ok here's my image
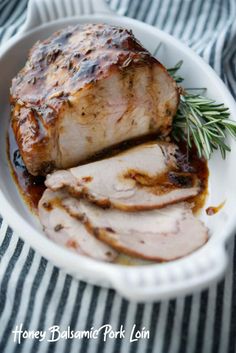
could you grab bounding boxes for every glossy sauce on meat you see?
[7,125,45,212]
[175,141,209,213]
[10,24,179,176]
[7,126,208,214]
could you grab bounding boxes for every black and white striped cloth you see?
[0,0,236,352]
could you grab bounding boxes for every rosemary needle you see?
[168,61,236,159]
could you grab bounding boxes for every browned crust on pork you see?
[10,24,179,175]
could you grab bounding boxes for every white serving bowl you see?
[0,13,236,302]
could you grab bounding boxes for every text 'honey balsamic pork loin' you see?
[10,24,179,176]
[45,142,201,211]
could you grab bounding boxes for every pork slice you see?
[38,189,117,262]
[46,142,200,211]
[61,197,208,261]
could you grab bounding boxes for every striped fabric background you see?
[0,0,236,352]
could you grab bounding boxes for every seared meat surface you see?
[45,142,201,211]
[10,23,179,176]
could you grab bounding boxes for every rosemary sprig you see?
[167,60,184,83]
[168,61,236,159]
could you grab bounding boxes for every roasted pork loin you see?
[39,189,117,262]
[39,140,208,262]
[10,23,179,176]
[62,197,208,261]
[45,142,201,211]
[38,188,208,262]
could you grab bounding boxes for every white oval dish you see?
[0,12,236,302]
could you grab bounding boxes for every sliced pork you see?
[38,189,117,262]
[10,23,178,176]
[61,197,208,261]
[45,142,200,211]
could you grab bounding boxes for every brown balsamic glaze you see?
[7,125,46,212]
[206,201,225,216]
[7,126,209,214]
[176,141,209,213]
